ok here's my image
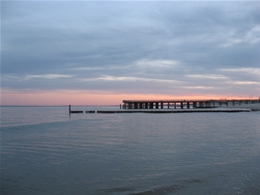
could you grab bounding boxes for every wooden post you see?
[69,105,71,114]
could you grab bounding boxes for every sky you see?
[1,1,260,105]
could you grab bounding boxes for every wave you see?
[97,178,203,195]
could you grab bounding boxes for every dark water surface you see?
[1,107,260,195]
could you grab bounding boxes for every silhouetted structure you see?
[122,99,260,109]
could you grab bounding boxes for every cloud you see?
[230,81,260,85]
[134,59,179,68]
[24,74,73,80]
[184,86,215,89]
[1,1,260,104]
[82,75,180,84]
[3,74,73,81]
[185,74,228,80]
[219,25,260,47]
[220,68,260,75]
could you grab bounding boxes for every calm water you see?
[1,106,260,195]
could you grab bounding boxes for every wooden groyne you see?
[69,106,252,114]
[85,110,96,113]
[69,105,95,114]
[96,109,251,113]
[70,110,84,113]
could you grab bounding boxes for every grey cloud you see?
[1,1,260,96]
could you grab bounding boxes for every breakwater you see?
[69,108,252,114]
[96,109,251,113]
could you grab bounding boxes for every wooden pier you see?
[122,99,260,109]
[69,98,260,114]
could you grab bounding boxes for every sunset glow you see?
[1,89,255,106]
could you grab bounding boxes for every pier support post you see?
[193,102,196,108]
[181,102,183,109]
[187,102,190,109]
[174,103,176,109]
[149,102,153,109]
[168,102,170,109]
[69,105,71,114]
[161,102,163,109]
[156,102,159,109]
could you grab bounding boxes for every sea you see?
[1,106,260,195]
